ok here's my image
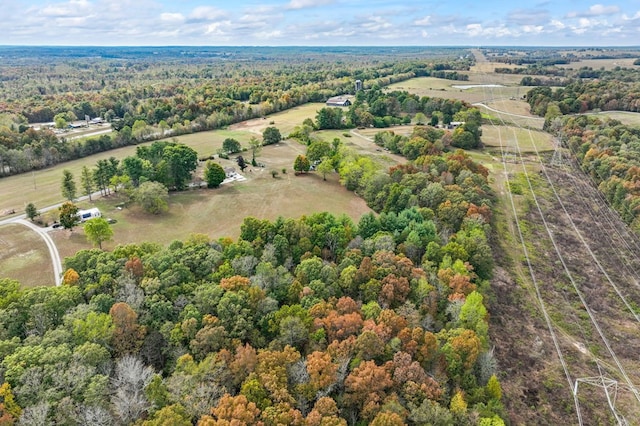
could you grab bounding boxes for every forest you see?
[0,46,472,177]
[548,114,640,232]
[0,114,500,424]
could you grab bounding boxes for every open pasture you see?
[0,223,54,287]
[53,139,372,258]
[0,104,327,217]
[588,111,640,127]
[387,76,523,105]
[229,103,326,136]
[557,57,638,71]
[481,125,554,154]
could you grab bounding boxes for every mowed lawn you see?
[0,223,54,287]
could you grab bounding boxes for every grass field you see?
[229,103,326,136]
[52,140,373,260]
[481,126,554,153]
[0,223,54,287]
[0,103,327,218]
[588,111,640,127]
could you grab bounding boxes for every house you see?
[448,121,465,129]
[224,167,237,178]
[77,207,101,223]
[326,96,352,107]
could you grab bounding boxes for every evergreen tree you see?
[61,169,77,201]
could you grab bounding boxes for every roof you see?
[326,96,351,107]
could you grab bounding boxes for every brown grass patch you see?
[0,223,55,287]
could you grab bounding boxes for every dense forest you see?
[548,114,640,231]
[0,109,501,424]
[525,77,640,119]
[0,46,473,177]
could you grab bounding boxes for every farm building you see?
[326,96,352,107]
[77,207,102,223]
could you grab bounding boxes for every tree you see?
[414,112,427,125]
[204,161,226,188]
[222,138,241,154]
[61,169,77,201]
[306,140,331,162]
[293,155,310,174]
[59,201,79,231]
[262,126,282,145]
[80,165,94,201]
[25,202,39,221]
[132,181,169,214]
[84,217,114,249]
[122,156,145,187]
[110,302,146,356]
[162,144,198,190]
[237,155,247,172]
[249,136,262,166]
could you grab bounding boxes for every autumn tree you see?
[84,217,114,249]
[110,302,146,356]
[59,201,79,231]
[344,360,393,420]
[293,155,310,174]
[62,268,80,286]
[199,394,261,425]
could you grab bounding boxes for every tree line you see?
[0,51,474,178]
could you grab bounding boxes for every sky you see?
[2,0,640,46]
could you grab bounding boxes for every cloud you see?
[160,13,185,23]
[287,0,334,10]
[622,11,640,21]
[567,4,620,18]
[188,6,227,22]
[413,16,431,26]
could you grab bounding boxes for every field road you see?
[14,219,63,286]
[0,190,105,287]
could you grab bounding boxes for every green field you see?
[0,223,54,287]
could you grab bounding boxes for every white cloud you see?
[622,11,640,21]
[160,13,184,23]
[287,0,333,10]
[413,16,431,26]
[550,19,566,29]
[567,4,620,18]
